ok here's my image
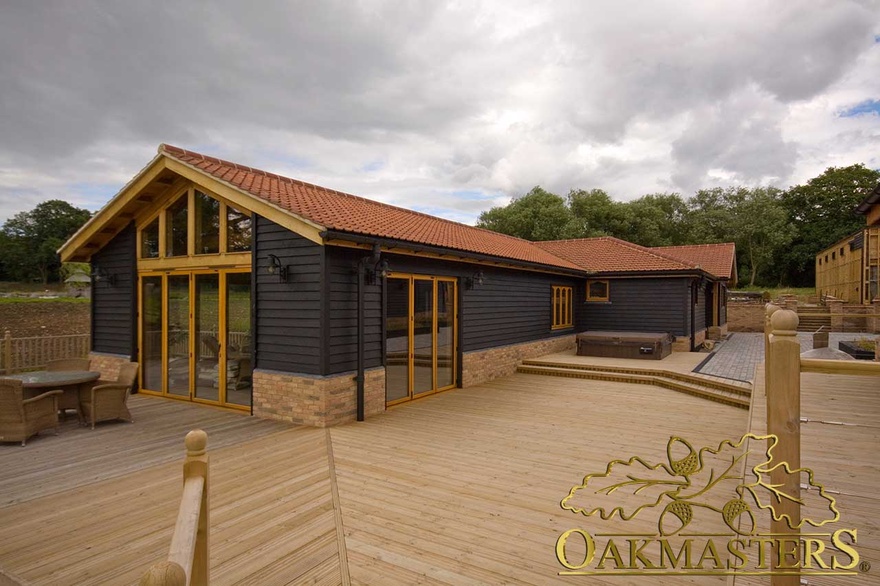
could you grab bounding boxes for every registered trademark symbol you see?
[860,560,871,573]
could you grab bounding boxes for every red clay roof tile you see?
[534,237,700,273]
[160,144,583,271]
[651,243,736,280]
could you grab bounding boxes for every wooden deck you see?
[2,362,875,585]
[0,374,751,585]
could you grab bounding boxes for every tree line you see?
[0,200,92,284]
[476,165,880,288]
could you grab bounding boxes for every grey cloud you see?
[0,1,879,223]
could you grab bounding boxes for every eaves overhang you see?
[320,229,593,278]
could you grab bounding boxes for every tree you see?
[568,189,623,237]
[0,200,92,284]
[780,164,880,286]
[476,187,581,241]
[620,193,693,247]
[689,187,793,286]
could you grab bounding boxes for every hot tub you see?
[576,331,674,360]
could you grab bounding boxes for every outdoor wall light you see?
[367,259,390,285]
[266,254,290,282]
[466,270,485,290]
[91,264,116,287]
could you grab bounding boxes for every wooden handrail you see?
[168,476,206,580]
[141,430,210,586]
[800,358,880,375]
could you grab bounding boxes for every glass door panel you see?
[194,274,220,401]
[385,278,410,403]
[412,279,434,396]
[226,272,252,407]
[166,275,190,396]
[436,280,455,389]
[141,276,163,391]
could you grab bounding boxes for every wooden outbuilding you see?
[815,183,880,303]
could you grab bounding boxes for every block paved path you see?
[694,332,870,382]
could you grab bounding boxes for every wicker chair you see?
[0,379,62,446]
[79,362,139,430]
[46,358,91,371]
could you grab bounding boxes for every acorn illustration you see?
[722,498,755,535]
[667,437,700,476]
[659,500,693,535]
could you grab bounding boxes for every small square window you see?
[586,280,609,302]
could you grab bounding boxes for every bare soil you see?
[0,301,90,337]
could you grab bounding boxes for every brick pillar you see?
[828,299,844,331]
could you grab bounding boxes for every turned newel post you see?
[767,309,801,585]
[184,429,209,586]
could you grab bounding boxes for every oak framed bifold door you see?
[138,269,252,409]
[385,274,457,406]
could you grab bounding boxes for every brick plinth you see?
[89,352,132,382]
[462,335,575,387]
[252,366,385,427]
[707,324,728,340]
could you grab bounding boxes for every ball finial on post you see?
[770,309,799,336]
[185,429,208,457]
[140,561,187,586]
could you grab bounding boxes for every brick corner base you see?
[252,366,386,427]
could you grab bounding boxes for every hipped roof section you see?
[652,243,737,282]
[535,237,736,282]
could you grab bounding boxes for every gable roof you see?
[160,145,583,271]
[651,243,737,281]
[534,237,701,274]
[60,144,583,271]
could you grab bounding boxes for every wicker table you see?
[3,370,101,420]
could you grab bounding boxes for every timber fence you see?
[1,330,90,375]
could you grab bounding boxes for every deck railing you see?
[1,331,90,375]
[141,430,210,586]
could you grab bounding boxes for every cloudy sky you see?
[1,1,879,225]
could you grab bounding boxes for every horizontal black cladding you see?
[321,249,583,375]
[579,277,690,336]
[254,215,323,374]
[91,223,136,356]
[325,247,383,373]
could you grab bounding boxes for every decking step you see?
[516,363,751,410]
[519,360,750,397]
